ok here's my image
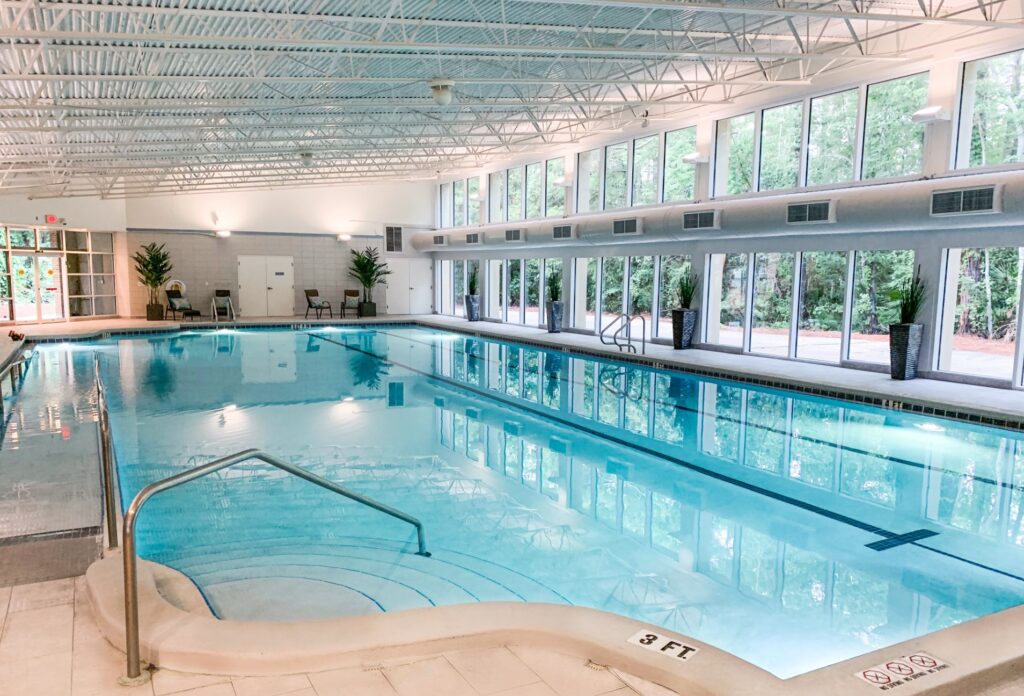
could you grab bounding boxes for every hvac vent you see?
[931,186,997,215]
[465,232,480,245]
[552,224,574,240]
[787,201,833,224]
[682,210,718,230]
[505,229,523,242]
[612,218,641,235]
[432,235,447,246]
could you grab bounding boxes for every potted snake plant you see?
[889,267,926,380]
[671,268,699,349]
[348,246,391,317]
[464,265,481,321]
[545,272,564,333]
[132,242,173,321]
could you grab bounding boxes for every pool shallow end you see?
[85,556,1024,695]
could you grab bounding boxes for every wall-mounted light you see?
[215,229,232,238]
[911,105,951,124]
[682,151,709,164]
[553,175,573,187]
[337,234,352,242]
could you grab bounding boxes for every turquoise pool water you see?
[53,326,1024,677]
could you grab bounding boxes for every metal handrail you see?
[0,355,31,420]
[598,314,628,348]
[614,314,647,355]
[94,354,120,550]
[120,447,429,683]
[210,295,236,322]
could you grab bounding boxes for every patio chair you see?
[305,289,333,319]
[341,289,361,318]
[165,289,201,321]
[211,289,235,322]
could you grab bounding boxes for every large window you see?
[601,256,625,331]
[571,257,598,331]
[632,135,659,206]
[604,142,629,209]
[525,259,542,326]
[439,182,452,228]
[759,102,803,191]
[545,158,566,217]
[750,253,795,357]
[707,253,749,347]
[939,247,1022,380]
[959,49,1024,169]
[486,259,504,320]
[507,168,524,222]
[849,250,914,363]
[453,180,467,227]
[806,89,858,186]
[656,255,691,339]
[507,259,523,323]
[628,256,655,339]
[489,171,507,223]
[717,113,756,195]
[525,162,543,219]
[862,73,929,180]
[797,251,847,363]
[467,178,481,225]
[663,127,697,202]
[577,148,602,213]
[453,261,466,317]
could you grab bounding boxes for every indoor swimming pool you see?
[30,326,1024,679]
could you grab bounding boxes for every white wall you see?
[123,181,435,236]
[0,194,127,231]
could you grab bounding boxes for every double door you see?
[237,255,294,317]
[12,253,65,322]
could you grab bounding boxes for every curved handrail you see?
[119,447,429,683]
[598,314,627,347]
[94,354,120,549]
[0,352,34,425]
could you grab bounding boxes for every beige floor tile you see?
[71,633,153,696]
[231,674,311,696]
[0,603,74,663]
[492,683,560,696]
[162,684,236,696]
[445,647,541,695]
[9,578,75,612]
[608,669,677,696]
[0,585,10,636]
[596,689,637,696]
[152,669,231,696]
[0,650,72,696]
[383,656,476,696]
[308,666,398,695]
[506,647,625,696]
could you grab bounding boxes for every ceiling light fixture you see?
[215,229,232,238]
[337,234,352,242]
[427,78,455,106]
[299,151,315,167]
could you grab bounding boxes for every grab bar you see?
[119,447,429,684]
[598,313,646,355]
[0,354,32,421]
[598,314,628,348]
[94,354,120,550]
[210,295,236,323]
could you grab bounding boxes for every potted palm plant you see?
[889,267,926,380]
[132,243,173,321]
[671,269,699,349]
[545,272,564,333]
[465,266,481,321]
[348,246,391,317]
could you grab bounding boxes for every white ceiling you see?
[0,0,1019,198]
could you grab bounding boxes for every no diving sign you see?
[627,630,700,662]
[855,653,949,691]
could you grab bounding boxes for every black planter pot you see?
[146,303,165,321]
[889,323,923,380]
[358,301,377,318]
[546,301,564,333]
[671,308,699,349]
[465,295,481,321]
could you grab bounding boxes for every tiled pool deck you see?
[0,576,673,696]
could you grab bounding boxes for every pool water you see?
[58,326,1024,677]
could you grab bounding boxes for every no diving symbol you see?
[886,661,914,676]
[909,654,938,669]
[863,670,892,685]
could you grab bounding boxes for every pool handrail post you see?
[119,447,429,683]
[94,354,120,550]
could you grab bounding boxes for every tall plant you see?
[546,272,561,303]
[132,243,173,306]
[894,265,926,324]
[467,265,478,295]
[348,246,392,302]
[676,269,698,310]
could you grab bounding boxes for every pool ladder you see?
[599,313,646,355]
[93,356,430,685]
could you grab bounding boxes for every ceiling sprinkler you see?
[428,78,455,106]
[299,151,314,167]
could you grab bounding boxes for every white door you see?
[386,259,410,315]
[237,255,294,317]
[265,255,294,317]
[237,255,268,317]
[386,258,433,315]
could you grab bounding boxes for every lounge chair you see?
[211,290,235,322]
[341,289,360,318]
[166,289,201,321]
[305,290,333,319]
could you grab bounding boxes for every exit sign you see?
[44,214,59,224]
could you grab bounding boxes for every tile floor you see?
[0,576,678,696]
